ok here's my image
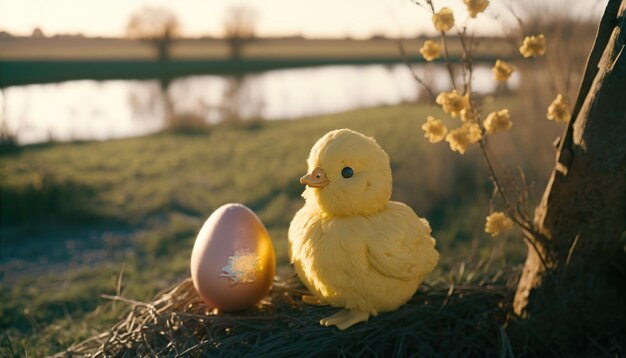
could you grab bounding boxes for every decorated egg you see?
[190,203,276,311]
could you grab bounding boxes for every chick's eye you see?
[341,167,354,178]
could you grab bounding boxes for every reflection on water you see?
[1,64,518,144]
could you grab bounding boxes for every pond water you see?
[0,64,518,144]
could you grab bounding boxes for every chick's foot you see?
[320,309,370,330]
[302,295,327,306]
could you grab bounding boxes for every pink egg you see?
[190,203,276,311]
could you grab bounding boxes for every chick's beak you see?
[300,167,329,188]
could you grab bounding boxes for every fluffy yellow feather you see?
[288,129,439,330]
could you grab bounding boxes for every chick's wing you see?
[364,204,438,281]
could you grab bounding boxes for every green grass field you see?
[0,98,559,355]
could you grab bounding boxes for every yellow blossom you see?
[432,7,455,32]
[436,90,469,118]
[483,109,512,134]
[485,212,514,236]
[420,40,442,61]
[547,94,571,122]
[466,123,482,143]
[519,34,546,58]
[445,123,481,154]
[421,116,448,143]
[460,108,475,123]
[464,0,489,18]
[492,59,516,81]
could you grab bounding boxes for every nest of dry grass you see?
[59,270,517,357]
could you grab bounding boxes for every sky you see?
[0,0,607,39]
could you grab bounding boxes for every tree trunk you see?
[512,0,626,352]
[229,37,243,61]
[156,38,170,62]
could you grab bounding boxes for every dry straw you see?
[59,270,515,357]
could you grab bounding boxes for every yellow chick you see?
[288,129,439,330]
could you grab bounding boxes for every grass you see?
[0,97,560,355]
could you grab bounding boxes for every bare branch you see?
[439,31,458,91]
[397,41,437,103]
